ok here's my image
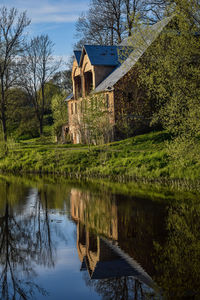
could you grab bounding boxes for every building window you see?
[84,71,93,96]
[75,102,77,114]
[106,94,110,109]
[71,103,73,114]
[128,92,132,102]
[74,76,82,99]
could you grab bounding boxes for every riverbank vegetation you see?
[0,130,200,183]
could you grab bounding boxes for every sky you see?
[0,0,90,66]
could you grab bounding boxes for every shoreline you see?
[0,131,199,191]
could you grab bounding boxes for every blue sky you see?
[0,0,90,65]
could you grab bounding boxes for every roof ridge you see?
[94,15,174,93]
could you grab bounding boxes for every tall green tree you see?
[128,1,200,163]
[51,92,68,141]
[6,88,39,140]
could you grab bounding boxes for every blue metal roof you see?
[74,50,82,65]
[80,45,133,67]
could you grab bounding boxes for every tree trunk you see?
[1,76,7,142]
[1,114,7,142]
[40,83,45,136]
[39,118,43,135]
[111,24,114,45]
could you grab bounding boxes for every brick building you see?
[67,17,172,144]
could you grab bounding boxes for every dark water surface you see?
[0,175,199,300]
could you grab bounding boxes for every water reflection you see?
[70,188,162,299]
[70,186,200,299]
[0,176,199,299]
[0,179,67,300]
[153,202,200,299]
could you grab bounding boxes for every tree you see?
[19,34,61,135]
[6,88,39,140]
[75,94,114,145]
[52,69,72,94]
[75,0,123,46]
[123,0,150,36]
[133,1,200,163]
[75,0,168,48]
[51,92,68,142]
[75,0,126,46]
[144,0,170,23]
[0,7,30,142]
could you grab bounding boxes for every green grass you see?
[0,130,200,183]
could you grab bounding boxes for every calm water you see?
[0,175,199,300]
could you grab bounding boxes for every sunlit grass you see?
[0,130,199,182]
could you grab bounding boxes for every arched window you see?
[74,76,82,99]
[84,71,93,96]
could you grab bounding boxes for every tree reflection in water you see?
[83,273,156,300]
[153,200,200,299]
[0,181,57,300]
[0,176,199,299]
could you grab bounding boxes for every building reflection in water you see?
[70,188,161,299]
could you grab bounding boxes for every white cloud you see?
[0,0,88,23]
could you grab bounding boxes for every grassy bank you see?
[0,131,200,182]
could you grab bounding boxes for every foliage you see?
[0,9,61,142]
[6,88,40,140]
[38,81,61,114]
[75,93,114,145]
[131,2,200,162]
[51,92,68,142]
[154,198,200,298]
[0,130,199,181]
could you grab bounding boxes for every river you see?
[0,175,199,300]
